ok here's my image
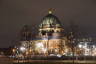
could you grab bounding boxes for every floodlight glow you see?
[36,43,44,48]
[20,47,26,52]
[57,54,62,57]
[78,44,82,48]
[55,49,58,52]
[42,48,47,53]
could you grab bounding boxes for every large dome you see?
[38,11,64,38]
[39,13,62,28]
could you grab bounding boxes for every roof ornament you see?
[48,8,55,14]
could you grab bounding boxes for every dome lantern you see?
[48,8,55,14]
[39,11,62,29]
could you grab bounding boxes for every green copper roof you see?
[39,14,62,28]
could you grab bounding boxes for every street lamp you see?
[20,46,26,52]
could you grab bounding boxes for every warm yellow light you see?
[29,49,32,52]
[49,10,52,14]
[48,8,54,14]
[12,49,15,53]
[26,51,29,55]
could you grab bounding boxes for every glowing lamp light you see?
[12,49,16,53]
[55,49,58,52]
[20,47,26,52]
[57,54,62,57]
[78,44,82,48]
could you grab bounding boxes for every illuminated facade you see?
[14,10,96,57]
[33,10,68,55]
[17,10,69,56]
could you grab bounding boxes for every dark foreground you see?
[0,55,96,64]
[13,62,96,64]
[13,60,96,64]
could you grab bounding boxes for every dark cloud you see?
[0,0,96,48]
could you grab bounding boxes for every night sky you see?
[0,0,96,48]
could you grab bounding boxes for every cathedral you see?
[12,10,96,58]
[17,10,69,56]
